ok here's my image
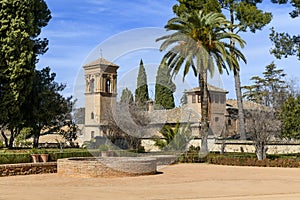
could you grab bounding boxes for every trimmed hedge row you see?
[0,153,31,164]
[1,148,300,168]
[207,155,300,168]
[0,150,99,164]
[177,150,300,168]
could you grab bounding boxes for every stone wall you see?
[212,140,300,154]
[0,162,57,177]
[57,157,157,178]
[142,138,300,154]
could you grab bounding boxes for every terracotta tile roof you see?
[84,58,118,67]
[149,106,201,124]
[186,85,228,93]
[226,99,268,110]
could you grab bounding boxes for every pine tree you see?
[135,59,149,110]
[242,62,288,110]
[155,63,176,110]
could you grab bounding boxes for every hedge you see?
[0,150,101,164]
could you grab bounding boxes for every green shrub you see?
[0,153,31,164]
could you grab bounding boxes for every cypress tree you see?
[155,63,176,109]
[0,0,51,148]
[120,88,134,105]
[135,59,149,110]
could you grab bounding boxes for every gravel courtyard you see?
[1,163,300,200]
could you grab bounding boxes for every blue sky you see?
[37,0,300,108]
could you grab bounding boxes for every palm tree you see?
[156,10,246,154]
[153,123,192,151]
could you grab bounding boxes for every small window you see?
[91,112,94,119]
[210,94,214,103]
[192,94,196,103]
[197,94,201,103]
[214,94,219,104]
[91,131,95,139]
[220,95,225,104]
[228,119,232,126]
[215,117,219,122]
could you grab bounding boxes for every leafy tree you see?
[120,88,134,105]
[246,110,281,160]
[135,59,149,110]
[279,95,300,139]
[154,62,176,110]
[156,11,246,154]
[0,0,51,148]
[23,67,76,148]
[242,62,288,110]
[286,77,300,98]
[173,0,272,140]
[269,0,300,59]
[103,102,149,150]
[153,123,192,151]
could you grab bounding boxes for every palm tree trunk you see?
[234,69,246,140]
[199,69,209,155]
[229,7,246,140]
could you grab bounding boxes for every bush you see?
[178,146,207,163]
[0,148,100,164]
[207,154,300,168]
[0,153,31,164]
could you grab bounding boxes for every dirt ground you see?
[1,163,300,200]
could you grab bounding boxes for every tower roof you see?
[84,58,118,67]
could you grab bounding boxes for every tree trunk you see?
[8,128,15,149]
[33,136,40,148]
[199,69,209,155]
[234,69,246,140]
[255,143,267,160]
[1,130,9,147]
[229,7,246,140]
[33,128,41,148]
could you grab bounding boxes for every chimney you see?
[148,100,154,112]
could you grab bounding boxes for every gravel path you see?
[1,163,300,200]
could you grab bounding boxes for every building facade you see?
[83,58,119,141]
[82,57,229,144]
[185,85,228,137]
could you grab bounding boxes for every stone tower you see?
[83,57,119,140]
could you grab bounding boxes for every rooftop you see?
[226,99,268,110]
[186,85,228,93]
[84,57,119,67]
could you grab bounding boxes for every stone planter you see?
[30,154,40,163]
[40,154,49,162]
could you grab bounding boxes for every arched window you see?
[105,78,111,93]
[89,78,95,93]
[91,112,94,119]
[192,94,196,103]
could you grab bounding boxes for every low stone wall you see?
[211,140,300,154]
[57,157,157,178]
[142,138,300,154]
[0,162,57,177]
